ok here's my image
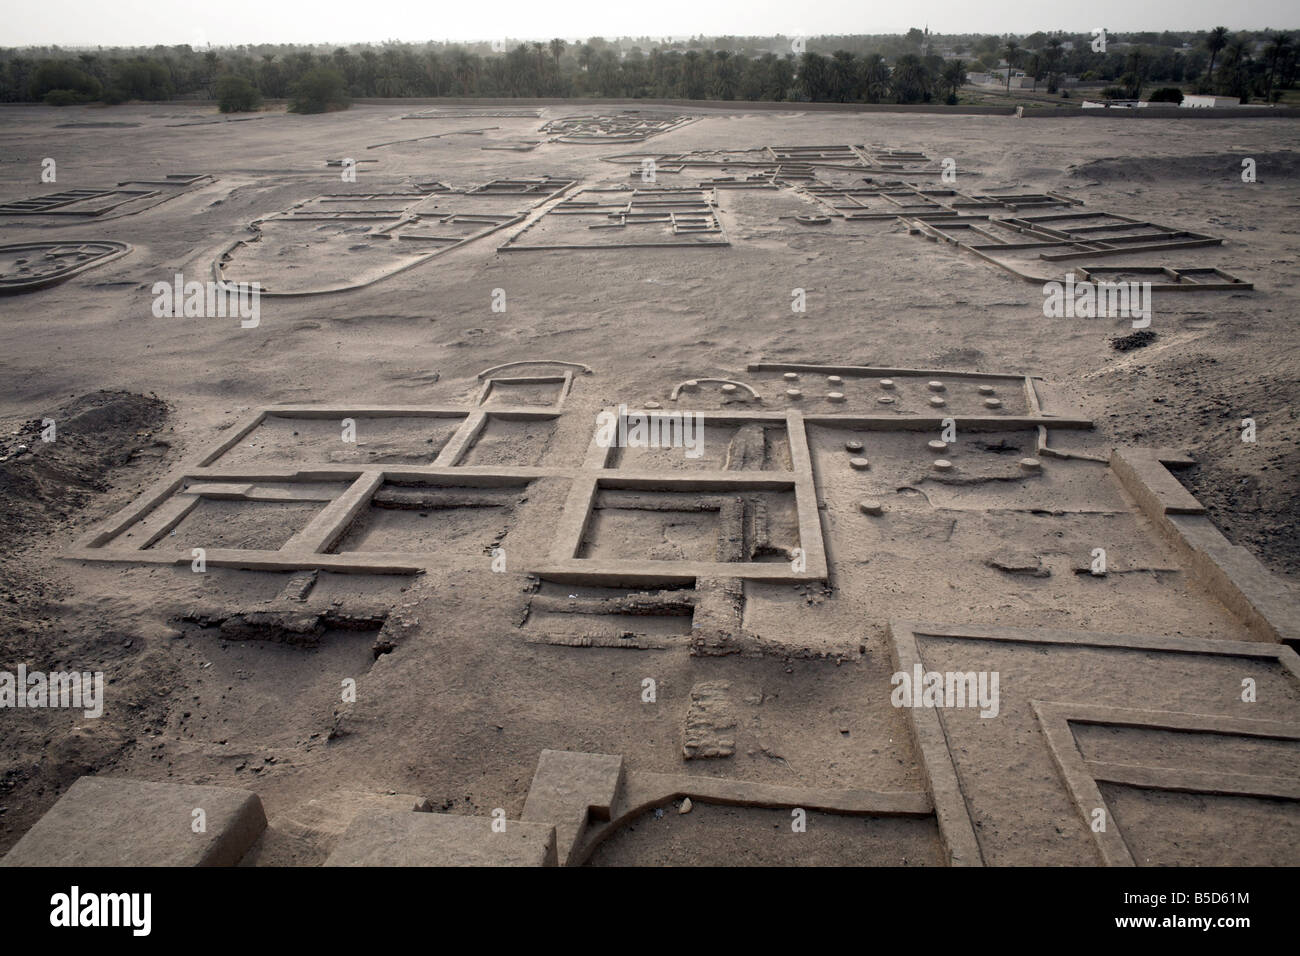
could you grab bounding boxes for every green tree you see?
[1026,52,1042,91]
[1216,37,1253,100]
[215,74,261,112]
[796,52,829,101]
[107,58,172,101]
[1122,48,1146,98]
[939,59,966,104]
[1205,26,1229,86]
[30,61,101,102]
[258,55,286,98]
[288,66,348,113]
[1044,37,1064,93]
[891,53,930,103]
[1003,38,1020,93]
[857,53,889,103]
[769,54,795,101]
[1264,32,1292,102]
[828,51,855,102]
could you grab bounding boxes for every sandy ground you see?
[0,102,1297,864]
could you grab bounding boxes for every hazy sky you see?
[7,0,1297,48]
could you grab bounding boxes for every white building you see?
[1181,94,1242,108]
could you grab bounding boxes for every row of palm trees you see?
[1204,27,1293,101]
[2,30,1295,106]
[5,44,971,105]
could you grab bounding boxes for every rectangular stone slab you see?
[325,811,557,866]
[1110,447,1205,515]
[521,750,624,864]
[1,776,266,867]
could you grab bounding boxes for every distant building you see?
[971,68,1034,88]
[966,68,1079,92]
[1181,94,1242,108]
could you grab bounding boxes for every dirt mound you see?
[0,391,177,853]
[1068,150,1300,184]
[1101,355,1300,577]
[0,390,170,633]
[0,391,169,532]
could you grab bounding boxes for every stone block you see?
[2,776,265,867]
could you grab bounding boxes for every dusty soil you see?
[0,102,1297,864]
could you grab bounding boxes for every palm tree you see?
[449,49,476,94]
[891,53,930,104]
[1218,37,1252,100]
[258,53,285,98]
[1003,38,1020,94]
[202,50,219,96]
[770,54,795,101]
[1205,26,1229,86]
[1264,32,1292,103]
[682,49,703,97]
[1122,48,1146,99]
[858,53,889,103]
[829,50,855,102]
[549,38,566,67]
[940,59,966,104]
[358,49,378,96]
[796,52,829,101]
[1044,37,1063,93]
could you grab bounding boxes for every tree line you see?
[3,28,1296,109]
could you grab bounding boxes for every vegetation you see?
[30,60,101,102]
[0,28,1295,107]
[43,88,84,106]
[288,66,348,113]
[215,74,261,112]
